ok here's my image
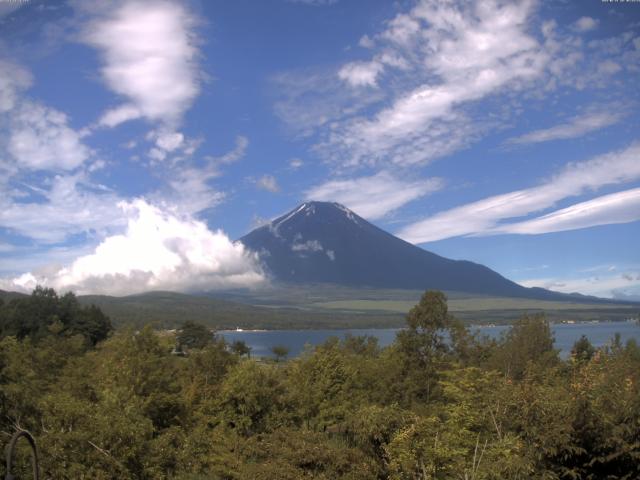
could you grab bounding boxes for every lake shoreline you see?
[215,318,639,333]
[218,320,640,359]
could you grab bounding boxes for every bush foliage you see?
[1,289,639,479]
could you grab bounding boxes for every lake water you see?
[220,321,640,359]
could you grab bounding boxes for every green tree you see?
[0,287,111,345]
[217,361,291,436]
[182,337,237,409]
[271,345,290,362]
[395,290,454,403]
[70,303,112,346]
[230,339,252,358]
[341,334,380,357]
[570,334,595,363]
[287,339,359,430]
[555,344,640,479]
[490,313,558,380]
[177,321,212,350]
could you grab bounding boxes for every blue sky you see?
[0,0,639,298]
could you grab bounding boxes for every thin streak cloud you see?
[398,142,640,243]
[505,110,624,146]
[497,188,640,235]
[306,171,443,220]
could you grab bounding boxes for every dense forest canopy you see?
[0,286,112,345]
[1,289,639,479]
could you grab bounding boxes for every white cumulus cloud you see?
[1,200,265,295]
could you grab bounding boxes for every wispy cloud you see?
[519,270,640,299]
[9,101,91,170]
[312,0,546,168]
[255,175,280,193]
[337,52,408,88]
[542,19,636,90]
[0,173,126,243]
[289,158,304,170]
[0,56,116,243]
[505,110,623,146]
[0,1,29,19]
[274,0,638,176]
[0,59,91,173]
[287,0,339,5]
[0,244,98,278]
[572,16,598,33]
[0,16,239,287]
[163,167,225,216]
[337,60,384,88]
[398,142,640,243]
[0,243,17,254]
[160,137,250,215]
[272,68,384,138]
[82,0,201,129]
[306,171,442,219]
[291,239,323,252]
[207,136,249,165]
[0,59,31,113]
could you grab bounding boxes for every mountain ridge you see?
[239,201,608,303]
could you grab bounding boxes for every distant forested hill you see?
[76,290,404,330]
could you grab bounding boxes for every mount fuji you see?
[239,201,580,301]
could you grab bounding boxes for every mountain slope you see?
[239,201,583,301]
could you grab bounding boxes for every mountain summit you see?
[239,201,570,300]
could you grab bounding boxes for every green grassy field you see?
[4,286,638,330]
[209,283,639,326]
[309,297,630,314]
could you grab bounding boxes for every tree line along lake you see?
[220,320,640,359]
